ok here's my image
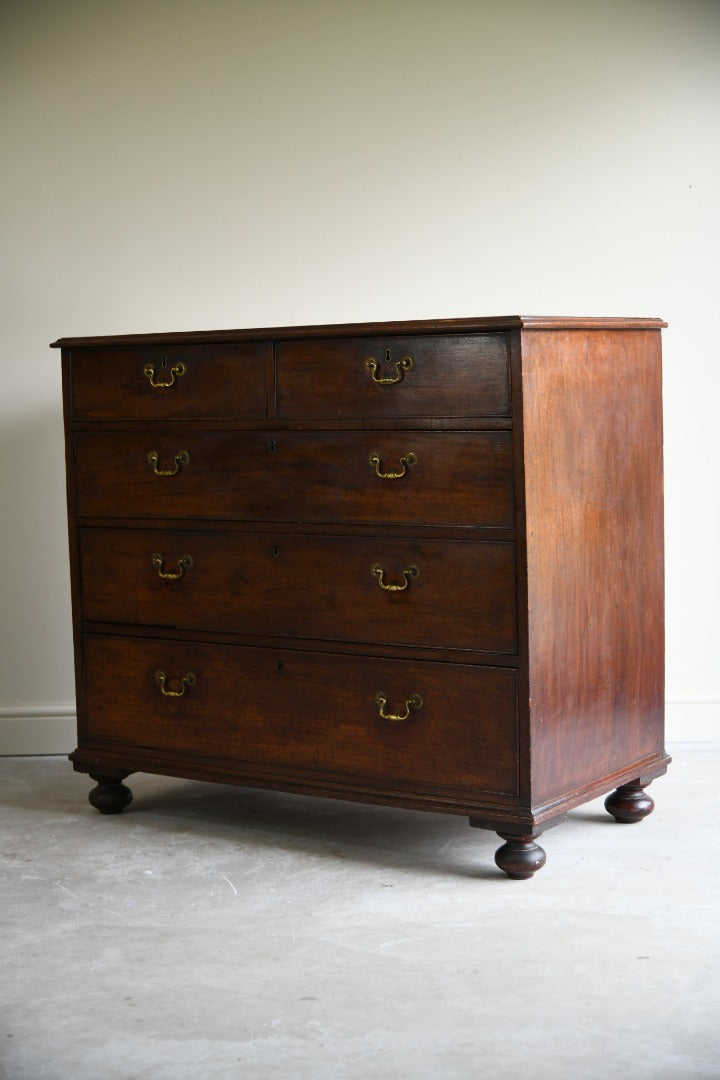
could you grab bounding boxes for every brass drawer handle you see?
[365,350,413,386]
[371,564,418,592]
[155,670,195,697]
[368,451,416,480]
[147,450,190,477]
[151,553,193,580]
[143,359,186,389]
[375,691,423,723]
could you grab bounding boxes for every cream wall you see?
[1,0,718,751]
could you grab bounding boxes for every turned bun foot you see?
[604,781,654,824]
[495,833,546,879]
[88,774,133,815]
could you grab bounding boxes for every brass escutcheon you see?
[144,359,186,389]
[375,690,423,723]
[151,553,193,580]
[147,450,190,477]
[371,564,418,592]
[155,670,196,698]
[365,350,413,386]
[368,451,416,480]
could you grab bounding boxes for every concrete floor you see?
[2,747,718,1080]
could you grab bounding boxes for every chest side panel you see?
[520,328,665,806]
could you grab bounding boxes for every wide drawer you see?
[275,334,510,418]
[70,343,266,420]
[74,430,514,528]
[82,635,519,795]
[79,528,517,654]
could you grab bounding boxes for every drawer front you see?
[79,529,517,654]
[83,635,519,795]
[276,334,510,418]
[70,344,266,420]
[74,430,514,528]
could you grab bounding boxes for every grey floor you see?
[2,747,718,1080]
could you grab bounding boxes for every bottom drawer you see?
[82,636,519,796]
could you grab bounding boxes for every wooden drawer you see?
[74,430,514,529]
[275,334,510,418]
[79,528,517,654]
[70,343,267,420]
[82,635,519,795]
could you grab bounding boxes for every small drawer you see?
[79,528,517,654]
[82,635,519,796]
[70,343,267,420]
[275,334,510,418]
[74,430,514,529]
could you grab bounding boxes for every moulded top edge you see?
[50,315,666,348]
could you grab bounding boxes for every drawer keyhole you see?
[143,357,186,390]
[365,351,414,386]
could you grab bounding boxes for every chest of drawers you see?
[55,316,669,878]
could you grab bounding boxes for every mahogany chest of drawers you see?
[54,316,670,878]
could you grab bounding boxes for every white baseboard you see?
[666,699,719,743]
[0,700,716,756]
[0,705,76,755]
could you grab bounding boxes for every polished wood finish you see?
[604,781,655,823]
[520,328,666,806]
[73,430,514,528]
[53,314,667,350]
[87,773,133,814]
[275,334,510,418]
[71,343,267,420]
[56,315,669,878]
[494,833,547,880]
[83,634,519,794]
[78,528,517,654]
